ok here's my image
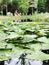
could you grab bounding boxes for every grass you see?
[0,13,49,22]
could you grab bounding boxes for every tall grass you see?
[0,13,49,22]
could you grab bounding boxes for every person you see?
[7,12,13,16]
[14,10,21,22]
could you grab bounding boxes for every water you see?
[5,58,43,65]
[3,50,49,65]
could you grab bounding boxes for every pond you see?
[0,59,49,65]
[5,58,43,65]
[4,50,49,65]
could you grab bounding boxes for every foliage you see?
[0,21,49,61]
[46,0,49,12]
[2,0,10,5]
[0,0,10,9]
[0,0,2,4]
[12,0,29,14]
[0,0,11,15]
[29,0,38,8]
[0,0,48,14]
[38,0,46,13]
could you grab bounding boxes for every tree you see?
[2,0,11,10]
[0,0,12,15]
[46,0,49,12]
[38,0,46,13]
[28,0,38,14]
[7,3,16,15]
[0,0,3,14]
[12,0,29,14]
[0,0,3,4]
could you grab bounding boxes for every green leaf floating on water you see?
[26,51,49,61]
[21,35,37,43]
[37,37,49,43]
[0,31,7,40]
[0,22,49,61]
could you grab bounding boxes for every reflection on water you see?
[4,58,43,65]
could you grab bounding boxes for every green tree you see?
[1,0,11,15]
[12,0,29,14]
[2,0,11,9]
[0,0,3,4]
[46,0,49,12]
[38,0,46,13]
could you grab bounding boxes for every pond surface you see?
[4,58,43,65]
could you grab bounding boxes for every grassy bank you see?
[0,13,49,22]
